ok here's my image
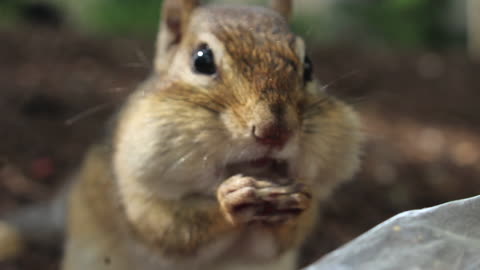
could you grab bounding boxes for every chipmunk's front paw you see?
[217,175,311,225]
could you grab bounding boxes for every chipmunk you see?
[0,0,363,269]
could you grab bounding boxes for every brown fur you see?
[270,0,293,20]
[0,1,363,269]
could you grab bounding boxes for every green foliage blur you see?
[76,0,163,36]
[0,0,466,49]
[0,0,21,26]
[0,0,164,37]
[342,0,466,49]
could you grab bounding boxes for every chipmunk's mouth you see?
[224,158,290,182]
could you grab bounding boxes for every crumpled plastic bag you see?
[305,195,480,270]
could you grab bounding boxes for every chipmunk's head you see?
[153,0,314,151]
[113,0,362,199]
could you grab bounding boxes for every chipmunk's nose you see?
[252,124,291,148]
[250,102,297,149]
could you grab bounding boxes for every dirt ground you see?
[0,28,479,269]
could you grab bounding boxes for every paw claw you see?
[217,175,312,225]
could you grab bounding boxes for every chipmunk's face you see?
[114,6,361,199]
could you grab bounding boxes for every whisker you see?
[124,62,149,68]
[344,96,369,106]
[65,103,112,126]
[202,151,212,169]
[198,91,227,109]
[303,108,325,119]
[321,69,362,90]
[121,46,151,69]
[164,149,195,174]
[303,110,323,119]
[303,97,330,111]
[302,123,321,134]
[134,48,149,67]
[219,145,235,177]
[164,95,222,114]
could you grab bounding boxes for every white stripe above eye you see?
[295,37,306,62]
[294,37,306,76]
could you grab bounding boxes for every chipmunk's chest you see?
[208,233,297,270]
[130,227,293,270]
[200,227,295,269]
[232,226,279,259]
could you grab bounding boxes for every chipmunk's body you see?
[0,1,363,269]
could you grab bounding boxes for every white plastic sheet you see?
[306,195,480,270]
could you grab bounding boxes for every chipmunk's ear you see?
[270,0,293,21]
[155,0,201,74]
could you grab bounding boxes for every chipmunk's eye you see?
[192,44,216,75]
[303,56,313,83]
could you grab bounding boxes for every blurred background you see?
[0,0,479,269]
